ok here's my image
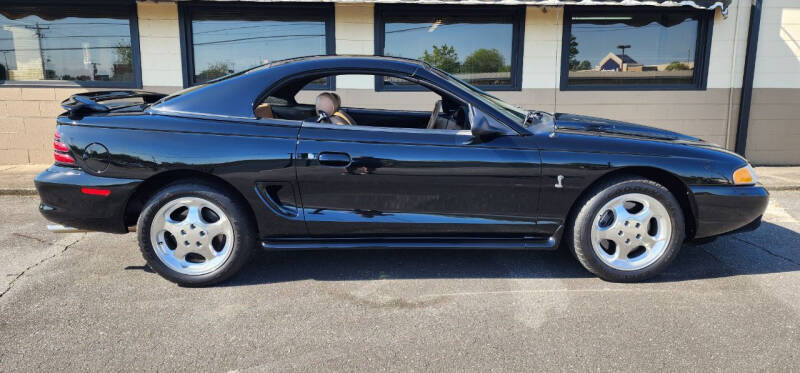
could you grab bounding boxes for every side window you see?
[258,74,471,131]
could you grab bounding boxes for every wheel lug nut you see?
[635,223,640,228]
[636,234,641,239]
[196,242,202,247]
[190,224,196,229]
[180,230,186,235]
[618,231,623,236]
[625,239,630,244]
[624,221,629,226]
[184,241,190,246]
[200,231,206,236]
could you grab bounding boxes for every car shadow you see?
[215,221,800,287]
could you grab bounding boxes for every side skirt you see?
[262,229,563,251]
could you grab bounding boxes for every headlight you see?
[732,164,757,185]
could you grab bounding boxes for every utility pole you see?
[24,22,49,79]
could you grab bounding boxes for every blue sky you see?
[192,20,326,73]
[384,21,513,64]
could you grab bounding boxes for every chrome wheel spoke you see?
[613,204,632,223]
[173,244,193,260]
[163,219,183,239]
[205,219,228,238]
[597,227,619,242]
[186,205,203,225]
[196,245,218,261]
[632,205,653,224]
[641,234,658,249]
[615,242,634,260]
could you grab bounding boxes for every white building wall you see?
[335,3,374,89]
[137,2,183,89]
[521,7,562,90]
[745,0,800,164]
[753,1,800,89]
[707,1,751,89]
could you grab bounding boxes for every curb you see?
[766,186,800,192]
[0,189,38,196]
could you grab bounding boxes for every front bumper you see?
[690,184,769,239]
[35,166,142,233]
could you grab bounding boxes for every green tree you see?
[568,35,590,71]
[462,48,507,73]
[665,61,691,71]
[197,62,233,81]
[114,42,133,66]
[576,60,593,71]
[421,44,460,73]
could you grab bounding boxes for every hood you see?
[553,113,704,144]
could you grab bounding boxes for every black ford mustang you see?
[36,56,768,286]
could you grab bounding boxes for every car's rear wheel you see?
[137,182,255,286]
[567,176,685,282]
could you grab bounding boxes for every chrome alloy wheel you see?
[150,197,234,275]
[589,193,672,271]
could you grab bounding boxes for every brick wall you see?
[0,87,89,165]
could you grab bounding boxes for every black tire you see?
[137,181,255,286]
[566,175,685,282]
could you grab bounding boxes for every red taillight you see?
[80,187,111,196]
[53,131,75,165]
[53,140,69,152]
[54,152,75,164]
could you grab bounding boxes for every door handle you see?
[318,152,351,167]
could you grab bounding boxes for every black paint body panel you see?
[34,56,768,248]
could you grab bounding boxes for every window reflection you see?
[0,7,133,83]
[189,9,328,84]
[567,12,701,87]
[382,13,516,88]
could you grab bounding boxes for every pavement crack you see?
[0,233,86,299]
[12,232,49,244]
[731,236,800,267]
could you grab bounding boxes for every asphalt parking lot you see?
[1,192,799,371]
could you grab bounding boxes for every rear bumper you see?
[35,166,141,233]
[690,184,769,239]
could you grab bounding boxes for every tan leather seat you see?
[254,103,274,119]
[315,92,356,125]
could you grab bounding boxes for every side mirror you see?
[468,105,513,143]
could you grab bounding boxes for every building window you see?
[0,4,140,87]
[180,3,334,88]
[376,5,523,91]
[561,8,713,90]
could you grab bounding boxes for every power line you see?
[193,33,324,46]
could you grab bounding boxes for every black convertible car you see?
[36,55,768,286]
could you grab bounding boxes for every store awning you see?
[191,0,732,13]
[0,0,732,20]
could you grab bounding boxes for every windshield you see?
[430,68,528,123]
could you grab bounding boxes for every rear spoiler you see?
[60,90,167,117]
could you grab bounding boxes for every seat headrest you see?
[315,92,339,116]
[254,103,274,119]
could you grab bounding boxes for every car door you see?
[294,109,544,238]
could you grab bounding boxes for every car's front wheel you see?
[567,176,685,282]
[137,181,255,286]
